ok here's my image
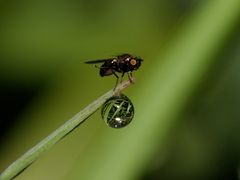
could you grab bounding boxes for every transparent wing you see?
[84,58,113,64]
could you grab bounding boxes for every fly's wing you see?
[84,58,113,64]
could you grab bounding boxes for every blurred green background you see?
[0,0,240,179]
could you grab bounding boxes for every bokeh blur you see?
[0,0,239,179]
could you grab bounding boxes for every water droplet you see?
[101,94,134,128]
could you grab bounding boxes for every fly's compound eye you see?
[101,94,134,128]
[130,59,137,66]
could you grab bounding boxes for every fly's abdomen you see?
[100,68,114,77]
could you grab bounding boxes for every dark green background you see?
[0,0,239,179]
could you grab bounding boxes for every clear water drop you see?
[101,94,134,128]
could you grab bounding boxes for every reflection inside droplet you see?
[101,94,135,128]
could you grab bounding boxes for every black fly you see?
[85,54,143,86]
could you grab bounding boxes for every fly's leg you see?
[127,72,134,83]
[120,72,125,83]
[113,72,119,90]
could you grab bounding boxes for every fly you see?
[85,53,143,86]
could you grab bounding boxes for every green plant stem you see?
[0,78,135,180]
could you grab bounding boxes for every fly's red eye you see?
[130,59,137,66]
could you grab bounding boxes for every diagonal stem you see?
[0,78,135,180]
